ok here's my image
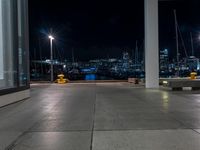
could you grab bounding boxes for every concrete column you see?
[145,0,159,88]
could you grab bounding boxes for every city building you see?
[0,0,29,107]
[160,49,169,70]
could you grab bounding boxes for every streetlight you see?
[49,35,54,82]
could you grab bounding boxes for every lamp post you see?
[49,35,54,82]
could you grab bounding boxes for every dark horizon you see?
[29,0,200,61]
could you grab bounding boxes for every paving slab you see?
[93,130,200,150]
[0,132,22,150]
[0,83,200,150]
[12,131,91,150]
[95,85,185,130]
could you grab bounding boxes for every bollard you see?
[56,74,69,84]
[190,72,197,80]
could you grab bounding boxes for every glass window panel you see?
[0,0,3,80]
[18,0,28,86]
[0,0,18,89]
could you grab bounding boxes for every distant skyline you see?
[29,0,200,61]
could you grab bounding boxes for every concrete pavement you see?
[1,83,200,149]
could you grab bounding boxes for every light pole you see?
[49,35,54,82]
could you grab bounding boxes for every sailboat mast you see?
[34,48,37,73]
[72,48,75,63]
[135,40,138,65]
[174,10,179,75]
[190,32,194,56]
[38,37,44,76]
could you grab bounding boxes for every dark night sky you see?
[29,0,200,61]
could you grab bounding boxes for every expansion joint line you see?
[90,83,97,150]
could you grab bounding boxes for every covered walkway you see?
[1,83,200,149]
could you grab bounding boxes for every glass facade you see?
[0,0,29,92]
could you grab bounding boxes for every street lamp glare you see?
[49,35,54,40]
[49,34,54,82]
